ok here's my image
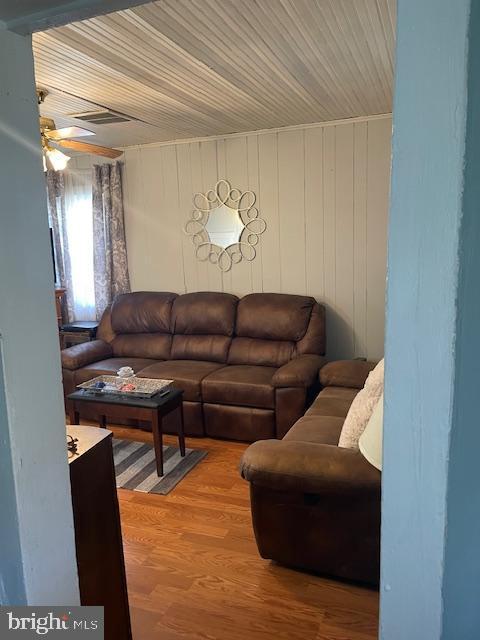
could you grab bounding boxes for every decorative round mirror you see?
[184,180,266,272]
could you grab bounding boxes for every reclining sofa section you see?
[61,291,326,442]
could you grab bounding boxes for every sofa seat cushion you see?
[317,386,359,402]
[305,387,358,419]
[305,398,353,419]
[74,358,159,385]
[283,415,344,446]
[202,365,276,409]
[136,360,225,402]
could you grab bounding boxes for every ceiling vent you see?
[68,109,132,125]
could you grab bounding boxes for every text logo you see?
[0,607,103,639]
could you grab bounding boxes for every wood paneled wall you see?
[122,116,391,360]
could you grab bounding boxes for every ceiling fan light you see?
[45,147,70,171]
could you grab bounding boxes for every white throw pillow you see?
[338,359,384,449]
[359,393,383,470]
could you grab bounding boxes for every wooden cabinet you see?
[67,425,132,640]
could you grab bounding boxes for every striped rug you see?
[112,438,207,495]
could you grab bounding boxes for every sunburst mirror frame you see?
[184,179,266,272]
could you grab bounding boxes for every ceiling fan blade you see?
[56,139,123,159]
[46,126,95,140]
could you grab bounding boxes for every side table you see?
[61,320,99,349]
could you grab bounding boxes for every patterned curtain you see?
[92,162,130,319]
[46,170,75,322]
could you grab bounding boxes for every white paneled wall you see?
[122,116,391,360]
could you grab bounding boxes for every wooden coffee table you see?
[67,387,185,477]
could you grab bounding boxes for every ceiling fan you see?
[38,89,123,171]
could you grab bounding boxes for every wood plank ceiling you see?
[33,0,396,148]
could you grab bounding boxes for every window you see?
[64,169,95,321]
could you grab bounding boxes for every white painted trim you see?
[121,113,392,151]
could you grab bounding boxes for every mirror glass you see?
[205,203,244,249]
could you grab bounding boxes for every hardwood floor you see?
[110,425,379,640]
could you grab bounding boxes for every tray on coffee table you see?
[77,375,173,398]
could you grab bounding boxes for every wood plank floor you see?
[110,425,379,640]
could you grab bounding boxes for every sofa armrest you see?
[272,355,327,388]
[319,359,377,389]
[61,340,113,371]
[240,439,380,494]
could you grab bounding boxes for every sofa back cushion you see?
[100,290,325,365]
[111,291,177,334]
[111,334,172,360]
[235,293,314,341]
[96,305,115,343]
[171,292,238,363]
[110,292,177,359]
[228,293,325,366]
[228,338,295,368]
[295,303,326,356]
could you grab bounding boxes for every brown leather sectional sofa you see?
[62,291,326,441]
[240,359,381,585]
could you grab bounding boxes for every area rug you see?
[112,438,207,495]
